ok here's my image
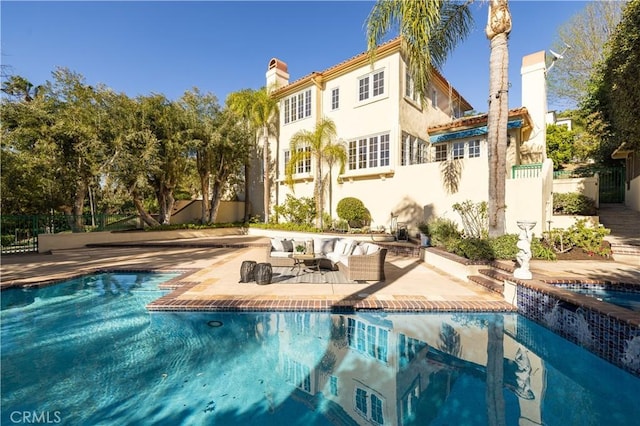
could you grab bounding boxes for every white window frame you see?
[358,69,385,103]
[434,144,448,162]
[348,132,390,171]
[283,89,312,124]
[404,67,420,105]
[452,141,465,160]
[331,87,339,110]
[468,139,481,158]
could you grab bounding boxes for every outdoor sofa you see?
[266,236,387,281]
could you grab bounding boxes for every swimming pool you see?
[2,273,640,425]
[565,287,640,312]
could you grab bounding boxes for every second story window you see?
[358,70,385,103]
[331,87,339,110]
[283,89,312,124]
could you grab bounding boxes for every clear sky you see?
[1,0,589,113]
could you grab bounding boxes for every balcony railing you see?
[511,163,542,179]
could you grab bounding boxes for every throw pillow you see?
[271,238,284,252]
[282,239,294,252]
[352,245,365,255]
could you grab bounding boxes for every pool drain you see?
[207,320,223,328]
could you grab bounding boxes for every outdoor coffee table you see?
[291,254,326,279]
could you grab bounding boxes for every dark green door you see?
[598,167,625,203]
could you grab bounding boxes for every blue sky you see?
[1,1,589,113]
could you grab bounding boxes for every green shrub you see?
[489,234,519,259]
[273,195,316,226]
[452,238,494,261]
[452,200,488,238]
[1,234,16,247]
[567,219,611,256]
[532,238,557,260]
[336,197,371,228]
[428,218,462,249]
[553,192,597,216]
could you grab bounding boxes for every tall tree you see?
[547,1,625,108]
[286,118,346,228]
[366,0,511,237]
[179,88,222,223]
[207,109,252,223]
[227,88,279,223]
[484,0,511,238]
[45,68,111,230]
[582,0,640,156]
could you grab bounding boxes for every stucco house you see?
[261,38,554,236]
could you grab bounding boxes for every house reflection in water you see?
[261,312,544,425]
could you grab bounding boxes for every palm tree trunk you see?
[486,0,511,237]
[262,126,270,224]
[486,314,506,426]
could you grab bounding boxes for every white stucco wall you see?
[552,176,599,207]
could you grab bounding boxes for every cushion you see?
[271,238,284,252]
[281,239,294,252]
[352,245,365,256]
[313,237,336,255]
[361,243,380,255]
[270,251,293,258]
[334,239,349,255]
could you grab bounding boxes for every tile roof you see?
[428,107,530,134]
[270,36,472,111]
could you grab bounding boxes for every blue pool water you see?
[571,288,640,312]
[2,273,640,425]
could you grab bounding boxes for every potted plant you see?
[295,244,305,254]
[418,222,431,247]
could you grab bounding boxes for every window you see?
[331,87,339,110]
[469,140,480,158]
[431,87,438,109]
[283,355,311,392]
[452,142,465,160]
[401,132,429,165]
[434,144,448,162]
[348,133,390,171]
[355,386,385,425]
[330,376,338,396]
[373,71,384,96]
[284,100,290,124]
[358,70,385,102]
[283,89,312,124]
[405,68,419,103]
[371,394,384,424]
[296,146,311,174]
[285,147,311,175]
[359,77,369,101]
[355,388,368,416]
[346,318,389,362]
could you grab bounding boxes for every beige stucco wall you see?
[552,176,600,207]
[171,200,245,224]
[626,174,640,212]
[37,227,244,253]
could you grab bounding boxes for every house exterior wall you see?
[269,43,551,235]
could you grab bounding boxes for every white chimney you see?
[266,58,289,92]
[521,51,547,160]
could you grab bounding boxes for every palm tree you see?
[366,0,512,237]
[227,88,279,223]
[286,118,346,228]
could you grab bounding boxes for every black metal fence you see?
[0,214,140,254]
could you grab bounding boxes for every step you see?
[468,273,504,294]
